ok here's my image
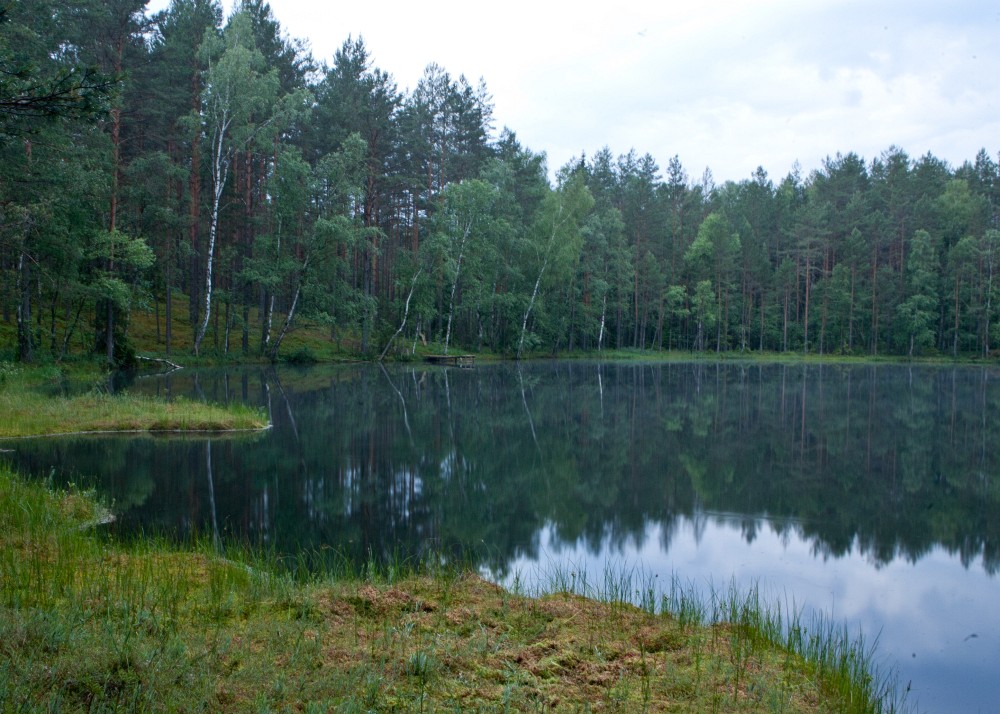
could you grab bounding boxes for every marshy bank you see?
[0,467,907,712]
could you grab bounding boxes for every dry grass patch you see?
[0,468,903,713]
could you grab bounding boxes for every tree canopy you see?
[2,1,999,363]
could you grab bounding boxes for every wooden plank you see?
[424,354,475,366]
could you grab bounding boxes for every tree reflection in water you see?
[9,361,998,576]
[8,360,997,714]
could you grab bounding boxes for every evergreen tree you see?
[896,229,939,356]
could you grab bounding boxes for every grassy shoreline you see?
[0,468,907,712]
[0,359,909,711]
[0,363,268,439]
[5,289,996,368]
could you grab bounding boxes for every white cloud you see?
[498,514,1000,713]
[146,0,1000,182]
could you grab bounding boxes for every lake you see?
[5,360,998,713]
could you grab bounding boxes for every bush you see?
[0,362,18,387]
[283,346,318,364]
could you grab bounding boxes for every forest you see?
[3,0,1000,366]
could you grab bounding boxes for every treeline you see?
[3,0,1000,365]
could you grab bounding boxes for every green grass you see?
[4,289,991,366]
[123,291,363,364]
[549,345,990,366]
[0,468,909,713]
[509,562,908,714]
[0,363,268,438]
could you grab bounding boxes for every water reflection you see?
[4,361,999,712]
[508,516,995,714]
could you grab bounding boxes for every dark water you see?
[4,361,999,713]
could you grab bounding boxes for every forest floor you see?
[0,291,989,366]
[0,464,903,713]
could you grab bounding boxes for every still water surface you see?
[6,361,999,713]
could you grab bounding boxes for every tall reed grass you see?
[512,560,910,714]
[1,467,910,712]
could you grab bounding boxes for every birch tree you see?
[427,179,499,355]
[684,212,741,352]
[517,169,594,358]
[981,229,1000,356]
[248,136,365,360]
[192,11,279,355]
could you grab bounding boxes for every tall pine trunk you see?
[16,251,33,362]
[188,73,202,328]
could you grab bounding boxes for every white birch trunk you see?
[262,216,281,352]
[516,204,569,360]
[268,280,302,361]
[517,259,547,359]
[380,268,422,361]
[597,294,607,351]
[194,110,231,356]
[444,220,472,355]
[985,243,994,356]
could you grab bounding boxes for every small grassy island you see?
[0,365,268,439]
[0,364,903,713]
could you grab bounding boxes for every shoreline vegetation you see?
[0,364,269,439]
[0,467,908,712]
[4,290,999,375]
[0,362,911,712]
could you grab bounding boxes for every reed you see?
[0,468,910,712]
[518,561,910,714]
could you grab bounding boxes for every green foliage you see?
[88,229,156,308]
[1,0,998,363]
[0,361,17,386]
[685,212,740,279]
[0,0,115,133]
[283,345,318,364]
[895,229,939,355]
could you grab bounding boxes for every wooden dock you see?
[424,354,475,367]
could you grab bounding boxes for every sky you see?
[147,0,1000,185]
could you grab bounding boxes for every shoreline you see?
[0,467,908,713]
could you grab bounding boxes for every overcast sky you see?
[149,0,1000,185]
